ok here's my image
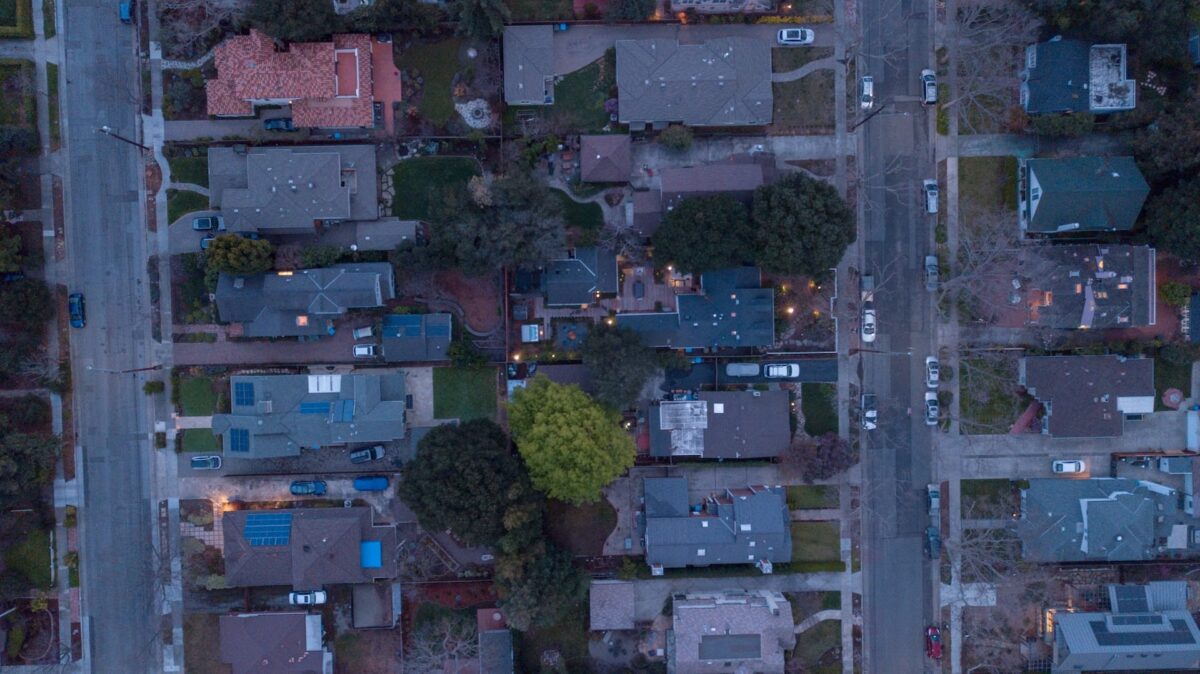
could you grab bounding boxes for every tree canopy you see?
[244,0,341,42]
[454,0,510,39]
[299,244,343,269]
[205,235,274,275]
[507,376,635,504]
[0,225,23,273]
[752,173,855,278]
[440,170,566,274]
[1146,177,1200,265]
[783,432,859,484]
[657,125,693,151]
[1132,98,1200,183]
[397,419,541,547]
[0,426,57,508]
[1027,0,1195,66]
[580,323,658,410]
[608,0,656,21]
[496,545,588,631]
[651,194,752,275]
[0,279,52,324]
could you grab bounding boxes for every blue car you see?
[263,118,296,132]
[68,293,85,328]
[290,480,326,496]
[353,475,389,492]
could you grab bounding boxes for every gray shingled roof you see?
[649,390,790,459]
[1054,583,1200,672]
[1021,157,1148,234]
[1027,244,1156,330]
[589,580,636,631]
[219,612,328,674]
[580,135,632,183]
[1021,39,1091,114]
[618,267,774,348]
[1020,355,1154,438]
[545,246,619,307]
[381,312,452,362]
[209,145,378,233]
[671,591,795,674]
[214,263,395,338]
[616,38,772,127]
[503,25,555,105]
[210,372,407,458]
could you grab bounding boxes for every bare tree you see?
[956,348,1026,434]
[944,0,1042,134]
[158,0,246,61]
[599,217,644,264]
[404,609,479,674]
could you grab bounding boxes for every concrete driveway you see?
[173,327,370,365]
[169,208,220,254]
[632,572,848,621]
[178,474,395,519]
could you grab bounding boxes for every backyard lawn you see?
[787,485,838,510]
[179,376,217,416]
[516,605,589,674]
[958,156,1018,213]
[1154,351,1192,411]
[801,382,838,436]
[507,51,615,134]
[545,498,616,556]
[6,527,51,589]
[167,189,208,224]
[391,156,481,221]
[394,38,463,128]
[168,152,209,187]
[432,366,496,421]
[790,521,841,565]
[551,188,603,235]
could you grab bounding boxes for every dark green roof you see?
[1023,39,1091,114]
[1023,157,1148,234]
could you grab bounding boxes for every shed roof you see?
[589,580,636,630]
[503,25,555,105]
[580,135,632,183]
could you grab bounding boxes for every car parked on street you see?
[288,590,327,605]
[924,391,939,426]
[920,69,938,105]
[68,293,86,328]
[924,255,939,291]
[861,304,877,343]
[765,363,800,379]
[263,118,296,132]
[927,483,941,516]
[353,475,389,492]
[1052,459,1085,474]
[860,76,875,110]
[925,356,940,389]
[923,179,939,214]
[350,445,384,464]
[191,215,224,231]
[289,480,326,496]
[776,28,815,45]
[924,526,941,559]
[190,455,222,470]
[925,625,943,659]
[725,362,761,377]
[861,393,878,431]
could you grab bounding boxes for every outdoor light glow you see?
[786,307,795,315]
[513,353,522,361]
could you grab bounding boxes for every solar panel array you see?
[1112,614,1164,626]
[299,401,332,415]
[244,512,292,547]
[1112,585,1150,613]
[335,399,355,422]
[234,382,255,407]
[384,314,424,337]
[229,428,250,453]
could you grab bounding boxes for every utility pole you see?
[97,125,150,152]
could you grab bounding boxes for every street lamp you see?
[96,125,150,152]
[86,363,163,375]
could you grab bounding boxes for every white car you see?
[923,179,939,214]
[777,28,815,45]
[861,304,877,343]
[288,590,328,605]
[353,343,376,358]
[1052,459,1085,474]
[920,68,938,105]
[860,76,875,110]
[924,391,939,426]
[765,363,800,378]
[925,356,940,389]
[861,394,878,431]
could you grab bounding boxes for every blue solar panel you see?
[244,512,292,546]
[337,399,355,422]
[427,323,450,337]
[229,428,250,453]
[234,382,255,407]
[299,401,331,414]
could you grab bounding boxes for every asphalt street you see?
[857,0,937,669]
[61,4,161,671]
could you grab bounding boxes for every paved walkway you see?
[796,608,846,633]
[174,416,212,429]
[632,572,855,621]
[772,57,838,83]
[169,182,208,196]
[629,135,849,183]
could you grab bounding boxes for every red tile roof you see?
[206,31,377,128]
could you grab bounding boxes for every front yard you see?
[801,382,838,436]
[178,376,217,416]
[772,47,835,132]
[167,150,209,187]
[183,614,225,674]
[787,484,838,510]
[790,521,842,570]
[958,156,1018,213]
[166,189,208,224]
[959,355,1026,435]
[0,60,37,129]
[391,156,481,221]
[960,478,1022,520]
[5,527,51,589]
[432,366,496,421]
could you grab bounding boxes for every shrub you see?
[1160,281,1192,308]
[143,380,165,395]
[658,125,693,151]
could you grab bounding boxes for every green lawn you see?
[394,38,463,128]
[1154,353,1192,411]
[504,0,571,20]
[772,48,836,132]
[516,605,589,674]
[169,153,209,187]
[46,62,58,148]
[184,614,225,674]
[0,0,33,38]
[507,51,615,134]
[772,46,832,74]
[432,367,496,421]
[801,382,838,436]
[391,156,481,221]
[0,60,36,127]
[551,188,603,232]
[179,376,217,416]
[790,521,841,563]
[6,527,52,589]
[40,0,52,37]
[959,357,1025,435]
[182,429,220,453]
[166,189,209,224]
[787,485,838,510]
[960,478,1020,519]
[0,0,16,24]
[546,498,617,556]
[959,156,1018,213]
[787,619,841,673]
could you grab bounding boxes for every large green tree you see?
[1147,177,1200,265]
[496,545,588,631]
[651,194,753,274]
[581,323,658,410]
[396,419,541,547]
[1132,98,1200,182]
[442,170,565,274]
[454,0,510,40]
[508,376,635,505]
[244,0,343,42]
[0,279,52,324]
[1028,0,1196,65]
[0,428,58,508]
[206,235,274,275]
[752,173,854,279]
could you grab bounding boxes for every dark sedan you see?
[289,480,327,496]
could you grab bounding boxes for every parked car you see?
[190,455,222,470]
[191,215,224,231]
[725,362,761,377]
[860,76,875,110]
[924,526,941,560]
[353,343,376,358]
[860,273,874,302]
[776,28,815,45]
[119,0,134,23]
[925,356,940,389]
[288,590,327,605]
[200,234,216,250]
[352,326,374,340]
[349,445,384,464]
[924,391,939,426]
[1052,459,1085,474]
[352,475,389,492]
[924,255,939,291]
[861,304,877,343]
[765,363,800,379]
[923,179,939,214]
[920,69,938,105]
[68,293,86,329]
[861,393,878,431]
[927,484,941,516]
[925,625,943,659]
[263,118,296,132]
[289,480,327,496]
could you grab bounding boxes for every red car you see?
[925,625,943,659]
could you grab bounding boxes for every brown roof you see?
[219,612,326,674]
[1021,355,1155,438]
[223,507,397,589]
[580,135,632,183]
[659,159,770,212]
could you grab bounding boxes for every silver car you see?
[776,28,815,45]
[924,255,939,291]
[924,391,939,426]
[765,363,800,378]
[920,68,938,105]
[860,76,875,110]
[925,356,940,389]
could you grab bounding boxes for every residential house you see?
[222,506,398,589]
[1052,582,1200,673]
[381,312,452,362]
[214,263,395,338]
[206,30,383,128]
[219,611,333,674]
[580,135,632,183]
[1024,244,1156,330]
[210,372,407,459]
[503,25,555,105]
[589,580,636,631]
[476,608,515,674]
[643,477,791,574]
[617,267,775,349]
[1020,38,1135,114]
[1018,157,1149,235]
[670,590,795,674]
[544,246,619,307]
[1020,355,1154,438]
[616,38,773,128]
[649,390,790,460]
[626,155,774,237]
[1017,478,1200,563]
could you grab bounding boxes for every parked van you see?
[724,362,761,377]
